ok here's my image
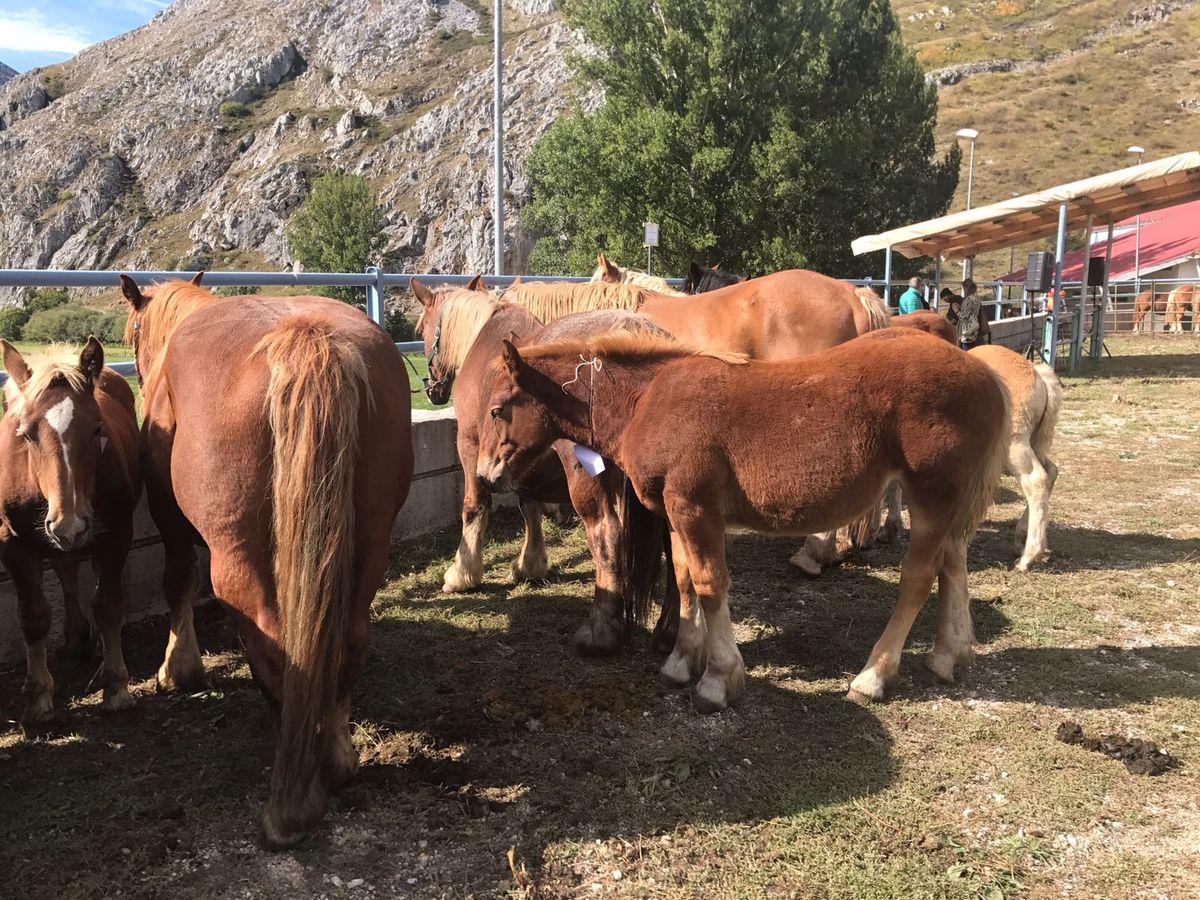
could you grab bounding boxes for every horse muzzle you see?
[476,455,514,494]
[45,514,91,551]
[424,375,453,406]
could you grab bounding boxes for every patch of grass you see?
[217,100,251,118]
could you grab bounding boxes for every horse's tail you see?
[618,474,665,628]
[256,315,371,848]
[1030,361,1063,461]
[952,367,1012,541]
[855,287,892,332]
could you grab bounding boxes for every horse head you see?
[2,338,108,551]
[411,277,456,404]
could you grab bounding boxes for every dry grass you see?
[1,334,1197,898]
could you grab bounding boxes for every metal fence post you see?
[993,283,1002,321]
[365,265,385,327]
[883,246,893,307]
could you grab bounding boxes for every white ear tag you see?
[572,443,606,477]
[100,436,109,452]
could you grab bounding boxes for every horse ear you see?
[511,275,522,286]
[501,339,523,378]
[79,336,104,383]
[603,255,621,280]
[119,274,149,311]
[410,277,435,308]
[1,340,31,389]
[465,274,484,292]
[190,271,205,286]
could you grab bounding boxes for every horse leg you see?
[511,496,549,583]
[667,501,743,713]
[879,481,904,543]
[1013,446,1053,572]
[147,481,206,692]
[443,458,491,593]
[789,530,838,576]
[571,468,624,655]
[52,561,92,659]
[658,530,706,689]
[90,529,135,712]
[926,537,975,683]
[848,510,947,703]
[5,549,55,723]
[650,554,681,653]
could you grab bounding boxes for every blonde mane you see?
[591,259,687,296]
[516,330,749,368]
[423,288,504,372]
[506,282,650,325]
[125,279,219,387]
[4,344,92,414]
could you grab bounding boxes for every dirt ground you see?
[2,334,1198,899]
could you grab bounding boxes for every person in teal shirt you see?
[897,276,926,314]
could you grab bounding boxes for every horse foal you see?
[478,329,1010,710]
[1,340,141,723]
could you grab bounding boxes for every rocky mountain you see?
[0,0,577,293]
[0,61,16,87]
[2,0,1198,288]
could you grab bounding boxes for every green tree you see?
[286,171,383,305]
[522,0,959,278]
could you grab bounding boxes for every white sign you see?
[643,221,659,247]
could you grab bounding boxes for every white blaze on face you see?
[44,396,75,439]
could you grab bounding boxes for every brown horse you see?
[591,252,686,296]
[120,274,413,848]
[477,329,1010,710]
[1132,289,1171,331]
[1,340,141,723]
[1166,284,1197,333]
[892,309,958,345]
[411,278,673,652]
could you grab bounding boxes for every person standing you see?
[957,278,983,349]
[897,276,926,314]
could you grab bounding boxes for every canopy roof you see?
[852,151,1200,260]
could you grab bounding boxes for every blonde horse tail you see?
[256,316,371,848]
[855,287,893,333]
[1030,361,1063,461]
[953,367,1012,541]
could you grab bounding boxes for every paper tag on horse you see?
[572,443,606,477]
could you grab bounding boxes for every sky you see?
[0,0,166,72]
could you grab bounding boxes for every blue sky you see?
[0,0,165,71]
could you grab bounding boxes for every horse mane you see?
[124,279,219,379]
[507,282,650,324]
[616,269,686,296]
[854,287,893,330]
[423,288,503,372]
[3,344,90,414]
[516,330,749,368]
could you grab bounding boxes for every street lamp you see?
[1128,145,1144,293]
[956,128,980,278]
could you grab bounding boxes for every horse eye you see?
[490,406,502,420]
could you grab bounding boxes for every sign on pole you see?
[643,222,659,247]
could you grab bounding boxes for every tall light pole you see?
[492,0,505,276]
[1127,145,1144,294]
[956,128,980,279]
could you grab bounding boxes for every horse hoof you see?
[21,697,56,725]
[156,664,206,694]
[847,670,886,704]
[442,565,481,594]
[655,670,690,692]
[510,556,549,585]
[788,551,822,578]
[575,619,621,656]
[924,651,957,684]
[691,685,729,715]
[101,687,136,713]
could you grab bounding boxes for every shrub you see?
[218,101,251,118]
[97,310,128,344]
[384,309,415,342]
[21,306,106,344]
[285,171,383,305]
[30,287,68,312]
[214,285,262,297]
[0,306,31,341]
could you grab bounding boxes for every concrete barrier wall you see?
[0,407,466,667]
[990,313,1046,352]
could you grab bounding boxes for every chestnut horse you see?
[1131,289,1170,331]
[120,274,413,848]
[1165,284,1197,333]
[1,340,140,723]
[478,329,1010,710]
[411,277,673,652]
[591,252,686,295]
